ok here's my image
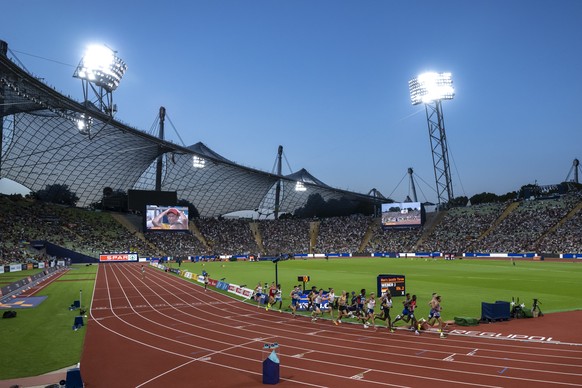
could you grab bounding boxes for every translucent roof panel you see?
[1,47,382,217]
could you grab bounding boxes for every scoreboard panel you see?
[377,274,406,296]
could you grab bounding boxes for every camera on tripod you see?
[531,298,543,317]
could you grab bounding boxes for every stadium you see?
[1,39,582,387]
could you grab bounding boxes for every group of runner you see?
[253,281,446,337]
[253,282,283,311]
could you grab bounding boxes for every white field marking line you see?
[100,266,328,388]
[153,265,582,354]
[119,265,582,385]
[146,265,582,373]
[307,330,328,335]
[106,265,579,387]
[102,269,356,388]
[350,368,373,380]
[175,270,582,378]
[152,278,582,376]
[102,266,414,388]
[340,325,581,364]
[146,265,582,359]
[100,265,376,388]
[291,350,316,358]
[104,266,524,386]
[136,337,272,387]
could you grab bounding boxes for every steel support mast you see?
[424,100,454,206]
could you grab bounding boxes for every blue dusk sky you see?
[1,0,581,203]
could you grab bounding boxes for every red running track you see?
[80,263,582,387]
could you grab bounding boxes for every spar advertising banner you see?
[99,253,139,262]
[227,283,254,299]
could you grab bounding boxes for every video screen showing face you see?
[145,205,189,231]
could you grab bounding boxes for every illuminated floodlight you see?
[76,113,92,135]
[295,182,307,192]
[192,155,206,168]
[409,72,454,105]
[73,44,127,92]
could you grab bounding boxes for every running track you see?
[80,263,582,387]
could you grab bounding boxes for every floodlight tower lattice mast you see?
[409,72,455,207]
[565,158,580,184]
[408,167,418,203]
[155,107,166,191]
[274,145,283,220]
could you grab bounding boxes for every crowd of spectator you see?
[367,227,423,254]
[194,217,258,256]
[314,214,373,254]
[473,193,582,253]
[2,191,582,264]
[416,202,508,253]
[258,218,310,255]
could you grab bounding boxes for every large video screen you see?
[128,190,177,212]
[381,202,424,229]
[145,205,189,231]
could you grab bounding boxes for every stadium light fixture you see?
[73,45,127,92]
[76,113,92,135]
[192,155,206,168]
[408,71,455,207]
[295,181,307,192]
[408,72,454,106]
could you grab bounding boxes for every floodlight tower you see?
[565,158,580,184]
[408,167,418,203]
[409,72,455,207]
[73,44,127,117]
[274,145,283,220]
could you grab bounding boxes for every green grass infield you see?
[0,264,97,380]
[1,258,580,380]
[179,257,582,319]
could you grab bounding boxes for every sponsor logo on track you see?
[450,329,555,343]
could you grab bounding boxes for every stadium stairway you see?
[309,221,320,253]
[359,218,381,252]
[476,201,520,241]
[534,201,582,249]
[413,211,447,250]
[249,222,266,255]
[189,220,212,252]
[110,213,163,256]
